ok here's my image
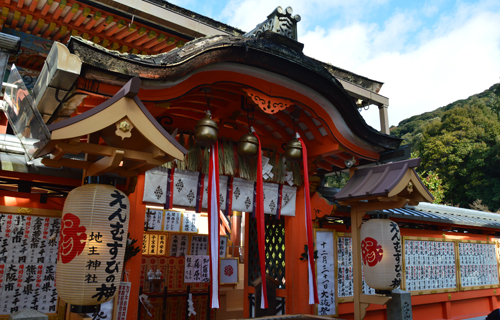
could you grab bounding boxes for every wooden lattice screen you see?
[248,215,285,288]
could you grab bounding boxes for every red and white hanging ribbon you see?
[195,172,205,213]
[297,133,319,305]
[252,128,268,309]
[208,142,220,308]
[164,167,175,210]
[225,177,234,216]
[276,184,284,220]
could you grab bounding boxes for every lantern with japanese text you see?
[56,183,129,311]
[359,212,402,292]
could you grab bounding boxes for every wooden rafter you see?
[63,3,79,23]
[322,155,346,169]
[0,0,188,55]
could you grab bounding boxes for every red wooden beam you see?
[317,162,333,171]
[150,41,175,53]
[135,30,155,46]
[41,21,56,38]
[307,141,341,159]
[334,152,352,161]
[115,23,136,40]
[40,0,53,16]
[63,3,79,23]
[52,25,67,41]
[104,19,125,36]
[73,7,91,27]
[84,11,101,30]
[61,28,77,43]
[31,56,44,69]
[31,18,45,35]
[10,11,21,28]
[322,156,346,169]
[21,14,32,32]
[51,0,66,20]
[28,0,37,12]
[124,26,146,43]
[94,15,113,33]
[141,33,165,49]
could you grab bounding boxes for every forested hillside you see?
[390,83,500,212]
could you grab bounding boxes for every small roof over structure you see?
[334,158,434,205]
[385,203,500,229]
[33,77,187,177]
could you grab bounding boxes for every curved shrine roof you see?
[68,34,401,154]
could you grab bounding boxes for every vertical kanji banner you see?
[116,282,131,320]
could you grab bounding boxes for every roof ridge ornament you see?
[244,6,301,41]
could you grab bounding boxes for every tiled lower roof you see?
[384,203,500,229]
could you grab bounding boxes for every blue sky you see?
[169,0,500,130]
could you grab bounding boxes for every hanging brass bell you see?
[284,139,302,162]
[194,112,219,147]
[237,133,259,158]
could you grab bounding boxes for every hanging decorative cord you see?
[246,103,255,129]
[202,87,213,115]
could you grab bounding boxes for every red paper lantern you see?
[360,212,402,291]
[56,183,130,308]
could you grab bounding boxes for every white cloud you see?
[218,0,500,131]
[219,0,390,33]
[360,5,500,129]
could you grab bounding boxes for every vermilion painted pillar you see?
[285,186,313,314]
[125,174,146,320]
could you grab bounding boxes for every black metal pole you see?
[162,284,168,320]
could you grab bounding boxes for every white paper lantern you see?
[56,184,130,307]
[360,213,402,291]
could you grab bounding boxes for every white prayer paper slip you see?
[261,155,270,167]
[262,163,273,175]
[285,171,294,186]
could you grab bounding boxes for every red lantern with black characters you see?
[360,211,402,291]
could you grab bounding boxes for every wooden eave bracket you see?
[41,141,172,177]
[34,77,187,178]
[242,87,293,114]
[86,149,124,177]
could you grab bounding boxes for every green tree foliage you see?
[391,83,500,212]
[420,170,445,204]
[324,172,350,189]
[410,152,445,204]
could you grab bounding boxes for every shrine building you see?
[0,2,500,320]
